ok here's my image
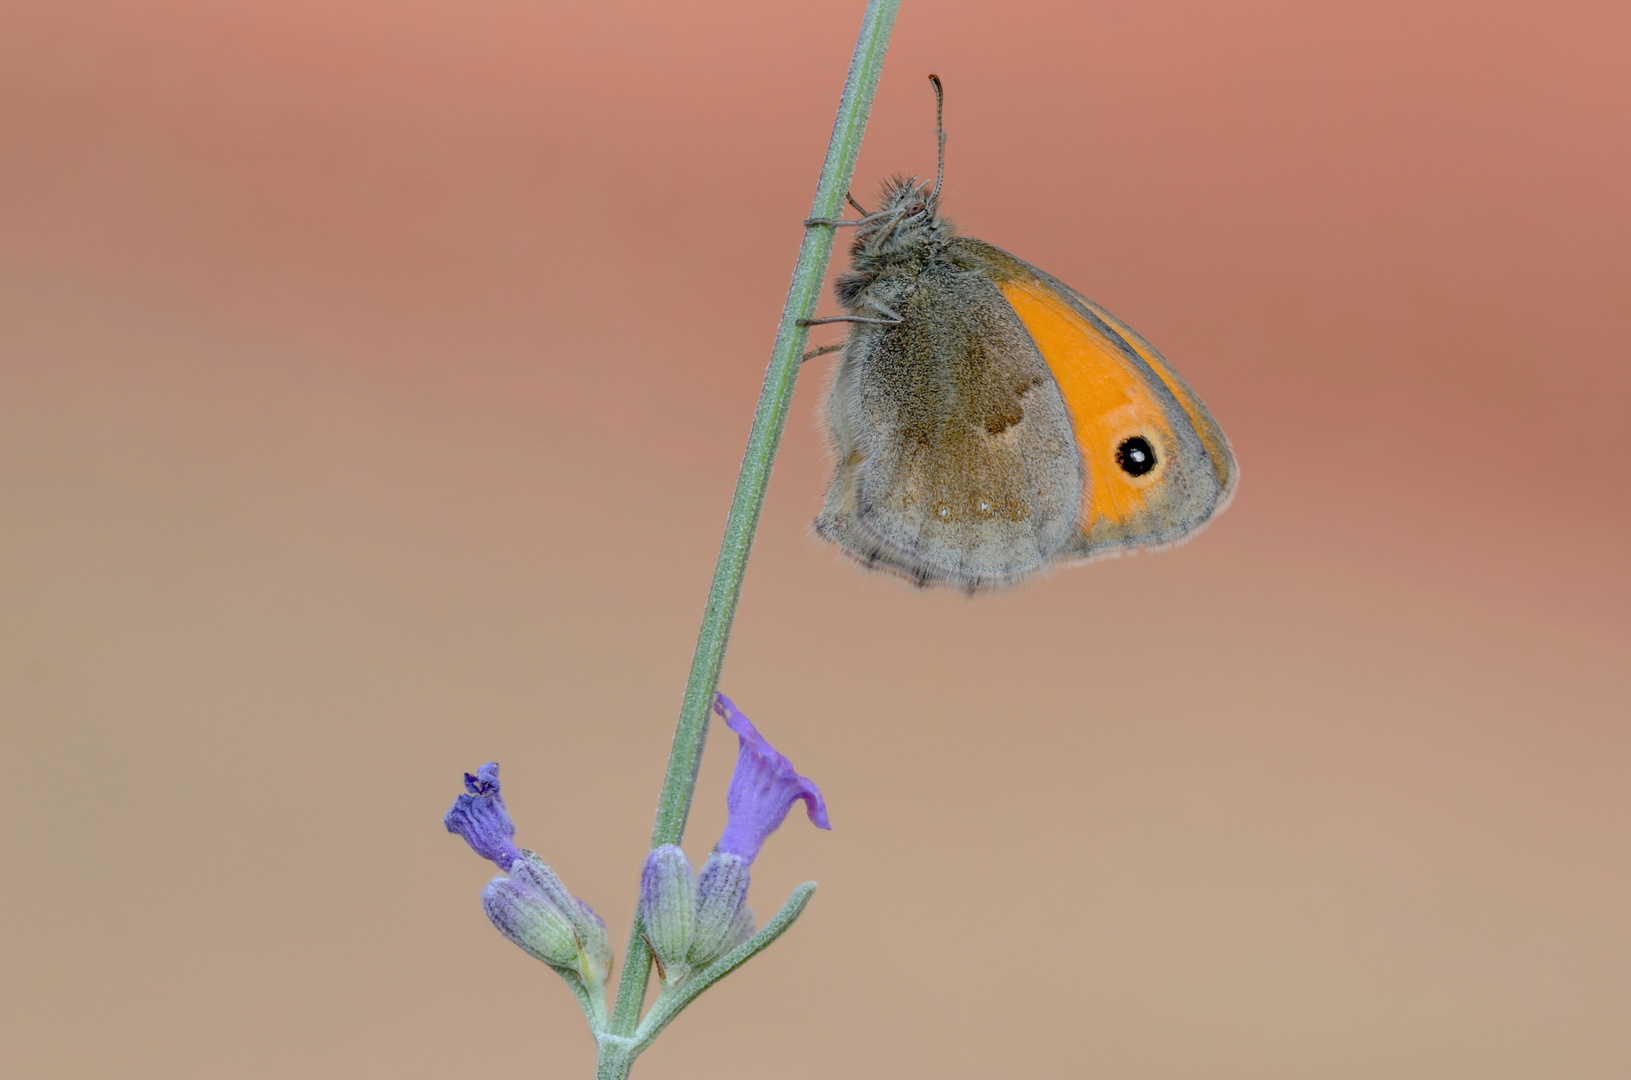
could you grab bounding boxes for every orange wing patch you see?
[1068,294,1237,501]
[999,279,1179,532]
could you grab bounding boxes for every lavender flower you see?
[641,695,831,981]
[713,693,831,864]
[445,763,611,986]
[443,762,521,870]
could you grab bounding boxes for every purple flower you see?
[713,693,831,864]
[444,762,521,870]
[633,699,828,984]
[445,764,612,984]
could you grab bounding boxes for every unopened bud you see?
[482,875,580,970]
[640,845,697,986]
[512,852,612,977]
[482,851,614,984]
[574,898,613,985]
[688,851,752,968]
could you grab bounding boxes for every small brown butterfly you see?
[804,76,1237,592]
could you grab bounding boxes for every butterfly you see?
[802,76,1236,592]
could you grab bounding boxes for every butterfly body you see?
[816,175,1237,591]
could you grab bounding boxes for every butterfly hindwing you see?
[817,255,1085,588]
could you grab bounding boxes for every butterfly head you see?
[849,175,955,261]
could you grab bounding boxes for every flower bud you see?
[688,851,753,968]
[574,897,613,985]
[482,875,580,970]
[443,765,613,986]
[485,851,614,984]
[727,901,756,950]
[640,845,697,986]
[515,853,610,967]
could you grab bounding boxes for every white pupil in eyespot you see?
[1116,436,1158,477]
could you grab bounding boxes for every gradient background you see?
[3,1,1628,1077]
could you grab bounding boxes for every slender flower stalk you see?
[443,4,900,1077]
[603,0,902,1062]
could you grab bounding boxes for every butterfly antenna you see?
[928,74,946,205]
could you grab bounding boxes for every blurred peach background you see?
[2,0,1628,1077]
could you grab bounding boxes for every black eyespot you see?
[1116,436,1157,477]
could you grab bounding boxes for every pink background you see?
[3,1,1628,1076]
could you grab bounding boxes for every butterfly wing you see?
[817,257,1086,589]
[959,239,1237,561]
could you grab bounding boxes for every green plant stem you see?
[602,0,902,1056]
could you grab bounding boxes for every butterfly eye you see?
[1115,436,1158,477]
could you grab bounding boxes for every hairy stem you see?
[604,0,902,1045]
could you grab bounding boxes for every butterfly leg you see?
[804,197,890,229]
[801,344,843,364]
[804,214,891,228]
[798,299,902,327]
[798,314,897,326]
